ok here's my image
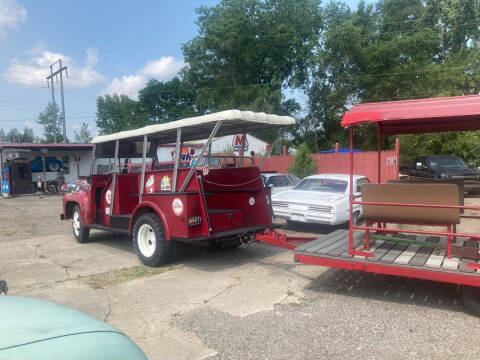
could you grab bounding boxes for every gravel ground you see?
[174,269,480,360]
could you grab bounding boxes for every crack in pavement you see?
[104,303,112,322]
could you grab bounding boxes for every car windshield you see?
[266,175,290,187]
[427,156,467,170]
[196,157,221,167]
[293,178,348,193]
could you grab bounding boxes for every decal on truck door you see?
[145,175,155,193]
[161,175,171,190]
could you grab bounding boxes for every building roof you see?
[92,110,295,144]
[0,143,93,151]
[341,95,480,135]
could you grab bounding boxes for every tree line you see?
[89,0,480,164]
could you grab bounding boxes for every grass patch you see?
[85,265,175,289]
[287,290,295,296]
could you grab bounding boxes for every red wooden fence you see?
[256,140,399,183]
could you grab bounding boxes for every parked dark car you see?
[405,155,480,191]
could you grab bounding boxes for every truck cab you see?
[61,110,294,266]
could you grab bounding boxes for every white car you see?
[271,174,370,225]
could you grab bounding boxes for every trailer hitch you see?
[256,229,316,250]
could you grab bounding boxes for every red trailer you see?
[61,110,294,266]
[259,95,480,315]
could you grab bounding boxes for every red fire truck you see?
[258,95,480,316]
[61,110,294,266]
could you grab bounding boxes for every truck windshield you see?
[427,157,467,170]
[293,178,348,193]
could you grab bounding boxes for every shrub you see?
[288,143,317,178]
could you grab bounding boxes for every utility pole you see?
[46,60,68,143]
[47,66,57,143]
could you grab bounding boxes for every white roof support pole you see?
[109,140,119,216]
[179,121,222,192]
[89,144,96,180]
[239,128,247,167]
[172,128,182,192]
[139,135,148,202]
[258,129,282,168]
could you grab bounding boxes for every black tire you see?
[133,213,172,266]
[462,286,480,316]
[352,212,360,226]
[72,205,90,243]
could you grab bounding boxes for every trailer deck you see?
[294,229,480,287]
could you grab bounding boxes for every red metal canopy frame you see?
[342,95,480,265]
[342,95,480,135]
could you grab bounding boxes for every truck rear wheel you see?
[72,205,90,243]
[462,285,480,316]
[133,213,172,267]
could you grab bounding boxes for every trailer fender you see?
[129,202,171,240]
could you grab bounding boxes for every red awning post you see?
[377,124,381,183]
[395,137,400,179]
[349,126,354,255]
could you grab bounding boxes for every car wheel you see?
[72,205,90,243]
[352,212,360,226]
[48,161,60,171]
[462,286,480,316]
[133,213,172,267]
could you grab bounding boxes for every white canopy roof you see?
[92,110,295,144]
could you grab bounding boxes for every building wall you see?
[2,149,93,183]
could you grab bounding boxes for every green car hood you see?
[0,296,147,360]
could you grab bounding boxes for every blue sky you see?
[0,0,360,140]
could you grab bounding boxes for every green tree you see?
[181,0,321,127]
[288,143,317,178]
[138,77,198,123]
[37,102,65,143]
[74,122,93,143]
[0,129,5,142]
[96,94,147,135]
[19,126,35,142]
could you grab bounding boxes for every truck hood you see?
[272,189,346,204]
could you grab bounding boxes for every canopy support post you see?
[172,128,182,192]
[377,124,381,183]
[258,129,282,168]
[139,135,148,202]
[89,144,96,181]
[239,129,247,167]
[179,121,222,192]
[348,126,354,255]
[110,140,119,216]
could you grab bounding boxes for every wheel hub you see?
[73,212,80,236]
[138,224,156,257]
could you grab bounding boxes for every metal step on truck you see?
[257,95,480,316]
[60,110,294,266]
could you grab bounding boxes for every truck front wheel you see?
[72,205,90,243]
[133,213,172,267]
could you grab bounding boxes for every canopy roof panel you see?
[92,110,295,144]
[341,95,480,135]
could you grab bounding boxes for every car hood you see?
[0,296,146,359]
[272,189,346,204]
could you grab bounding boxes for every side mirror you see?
[269,183,275,188]
[250,150,255,157]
